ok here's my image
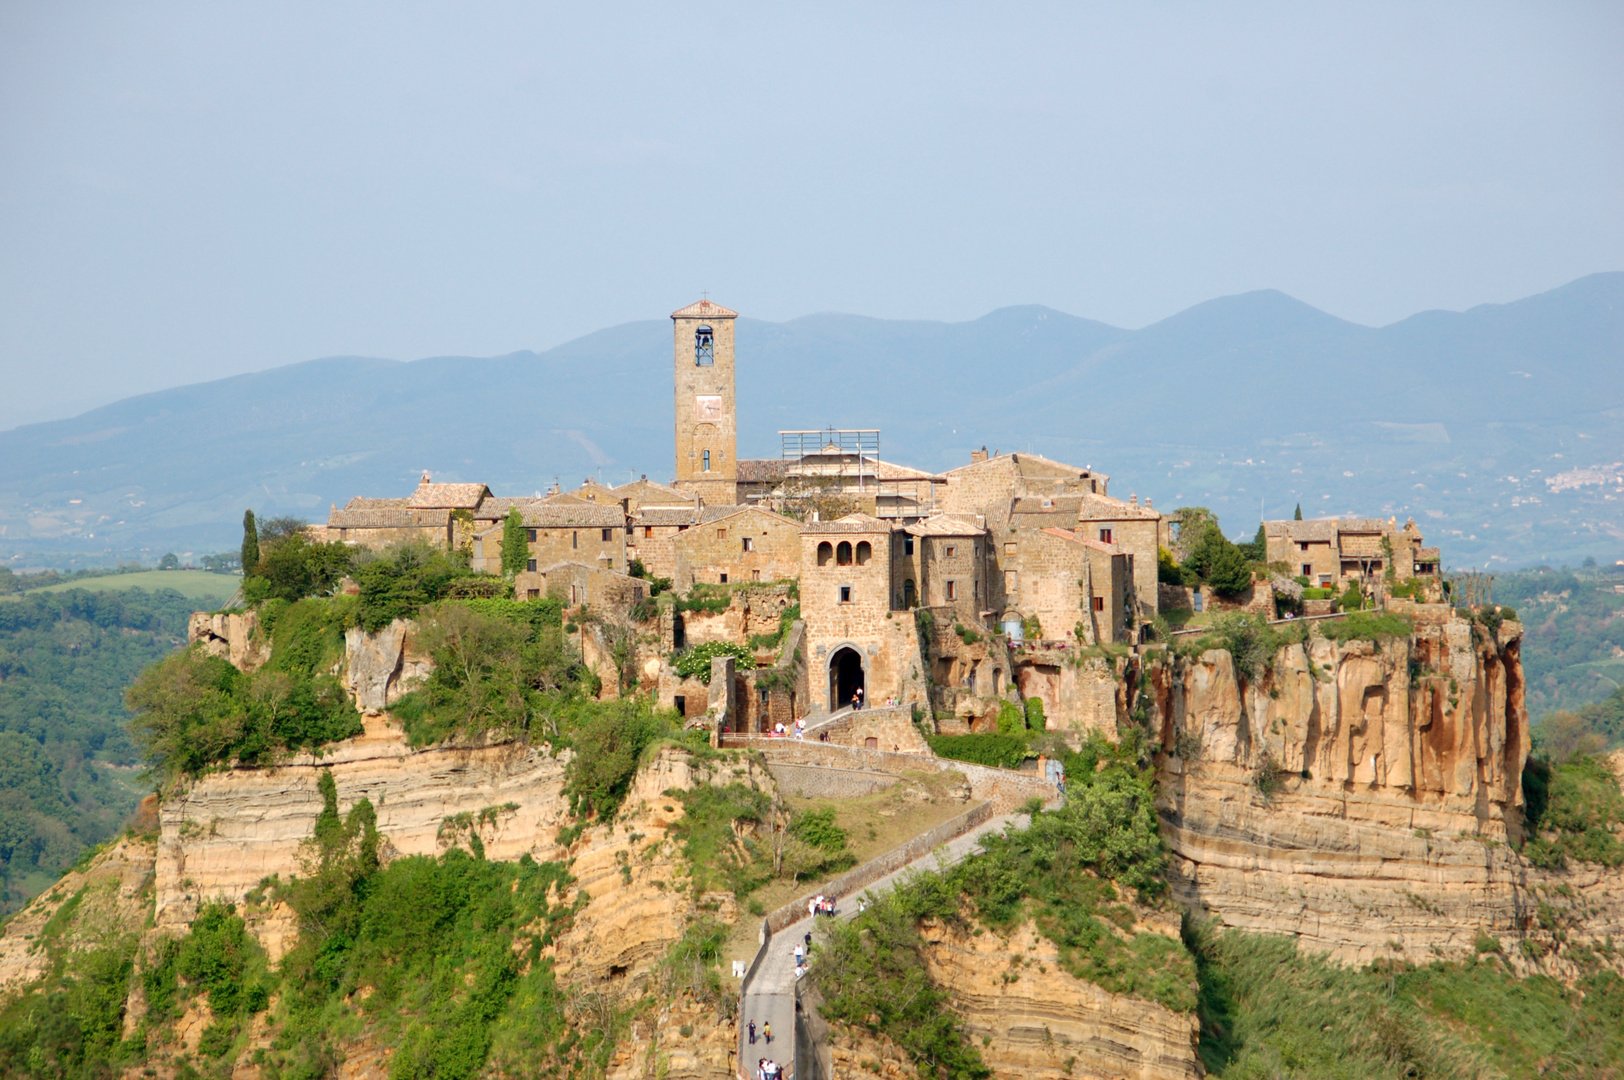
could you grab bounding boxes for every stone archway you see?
[829,647,865,711]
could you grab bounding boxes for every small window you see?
[903,536,915,555]
[855,541,871,565]
[752,569,760,581]
[720,572,728,583]
[527,528,537,542]
[695,325,714,365]
[902,579,917,607]
[1302,563,1313,577]
[527,559,537,572]
[837,541,853,566]
[602,528,612,542]
[1300,542,1310,552]
[572,531,578,549]
[742,536,754,552]
[674,694,687,715]
[1092,596,1104,612]
[703,450,711,471]
[645,526,654,538]
[839,585,852,603]
[817,541,833,566]
[759,686,769,704]
[944,545,956,557]
[718,527,726,538]
[1099,528,1113,544]
[527,589,540,599]
[946,580,958,601]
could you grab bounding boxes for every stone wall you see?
[1013,650,1123,738]
[807,704,930,754]
[671,508,801,590]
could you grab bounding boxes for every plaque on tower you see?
[694,395,723,422]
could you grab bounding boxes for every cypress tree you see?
[501,507,529,577]
[1293,503,1303,520]
[241,510,260,575]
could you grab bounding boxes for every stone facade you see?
[671,298,739,505]
[670,506,801,589]
[512,561,646,611]
[800,514,900,711]
[1266,515,1441,589]
[892,514,988,623]
[999,527,1134,645]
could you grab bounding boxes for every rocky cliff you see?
[1150,608,1624,968]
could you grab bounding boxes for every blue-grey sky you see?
[1,2,1620,432]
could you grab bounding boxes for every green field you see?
[4,569,238,606]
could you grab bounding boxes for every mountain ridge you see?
[1,273,1619,567]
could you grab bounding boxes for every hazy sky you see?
[1,2,1620,431]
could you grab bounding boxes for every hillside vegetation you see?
[0,588,195,913]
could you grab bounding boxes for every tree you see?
[1187,527,1253,597]
[1293,503,1303,521]
[158,553,180,571]
[241,510,260,575]
[500,508,529,577]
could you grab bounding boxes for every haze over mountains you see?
[2,273,1620,570]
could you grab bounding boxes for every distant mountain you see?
[2,273,1620,569]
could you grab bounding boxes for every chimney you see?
[1130,494,1138,506]
[971,446,988,464]
[1145,497,1152,509]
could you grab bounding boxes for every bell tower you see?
[671,298,739,504]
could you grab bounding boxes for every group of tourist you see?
[753,1058,783,1080]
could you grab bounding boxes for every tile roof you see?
[1074,493,1160,521]
[906,514,986,537]
[328,507,451,529]
[737,459,790,483]
[520,502,626,528]
[671,298,739,319]
[1267,518,1389,542]
[634,507,702,527]
[407,481,490,509]
[696,506,801,529]
[343,496,409,510]
[472,496,539,521]
[612,477,688,501]
[1040,527,1121,555]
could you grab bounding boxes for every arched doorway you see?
[829,647,865,711]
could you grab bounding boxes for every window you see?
[527,589,540,599]
[944,545,956,557]
[946,580,958,601]
[752,569,760,581]
[836,541,853,566]
[674,694,686,715]
[759,686,769,705]
[602,528,612,542]
[720,573,728,583]
[1099,528,1113,544]
[742,536,754,552]
[1302,563,1313,577]
[902,579,917,607]
[703,450,711,471]
[718,527,726,538]
[903,536,915,555]
[855,541,871,565]
[1300,542,1310,553]
[695,325,714,365]
[839,585,852,603]
[1092,596,1104,612]
[527,528,537,542]
[645,526,654,538]
[817,541,833,566]
[527,559,537,572]
[572,531,578,549]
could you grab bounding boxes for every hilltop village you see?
[314,298,1446,734]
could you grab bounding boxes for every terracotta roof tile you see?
[407,482,490,509]
[671,299,739,319]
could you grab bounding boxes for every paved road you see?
[737,812,1029,1079]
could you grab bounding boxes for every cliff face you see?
[1151,610,1623,967]
[919,917,1201,1080]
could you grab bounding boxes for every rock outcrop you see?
[189,610,270,671]
[1150,609,1624,967]
[920,918,1202,1080]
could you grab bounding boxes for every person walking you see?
[748,1019,756,1045]
[794,942,804,966]
[763,1021,772,1045]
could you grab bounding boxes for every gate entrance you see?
[829,647,865,711]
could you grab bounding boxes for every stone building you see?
[1265,517,1440,588]
[513,560,646,610]
[1009,491,1161,616]
[670,506,802,589]
[322,474,491,549]
[892,514,989,624]
[471,498,628,575]
[799,513,907,712]
[671,299,740,505]
[1003,528,1135,645]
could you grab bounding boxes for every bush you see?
[351,541,486,632]
[996,699,1024,735]
[672,640,755,684]
[925,733,1030,769]
[1318,611,1414,643]
[1521,755,1624,868]
[1024,696,1045,730]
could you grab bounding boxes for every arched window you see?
[836,541,853,566]
[817,541,833,566]
[902,579,917,608]
[855,541,872,565]
[695,325,715,366]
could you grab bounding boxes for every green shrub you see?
[996,700,1024,735]
[1024,697,1045,730]
[953,622,982,644]
[789,808,848,852]
[500,507,529,577]
[1522,755,1624,868]
[672,640,755,683]
[926,733,1030,769]
[1318,610,1414,644]
[669,783,773,896]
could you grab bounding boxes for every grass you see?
[1,569,239,604]
[1188,923,1624,1078]
[1521,754,1624,868]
